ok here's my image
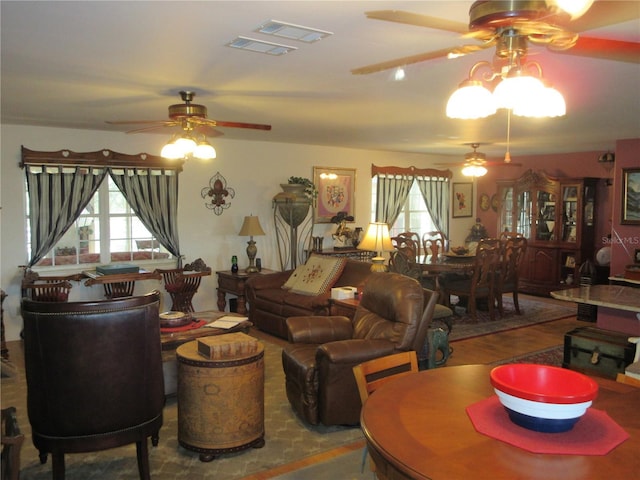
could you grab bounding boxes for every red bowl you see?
[490,364,598,404]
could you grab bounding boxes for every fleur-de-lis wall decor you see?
[201,172,235,215]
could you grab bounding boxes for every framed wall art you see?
[452,182,473,218]
[313,167,356,223]
[621,168,640,225]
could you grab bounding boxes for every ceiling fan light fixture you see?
[446,80,496,119]
[193,141,217,160]
[493,71,545,110]
[547,0,594,19]
[160,140,182,160]
[513,82,566,117]
[462,164,488,177]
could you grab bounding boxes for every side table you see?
[216,269,276,315]
[177,333,265,462]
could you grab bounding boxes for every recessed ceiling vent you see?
[226,36,297,56]
[257,20,333,43]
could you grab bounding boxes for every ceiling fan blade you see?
[122,123,179,134]
[569,1,640,33]
[555,36,640,63]
[351,47,454,75]
[448,40,496,59]
[485,161,523,167]
[106,120,176,126]
[365,10,469,34]
[213,120,272,130]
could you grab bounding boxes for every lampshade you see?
[493,72,545,110]
[358,222,393,272]
[238,215,265,237]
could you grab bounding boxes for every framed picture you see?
[565,255,576,268]
[621,168,640,225]
[452,182,473,218]
[479,193,490,211]
[313,166,356,223]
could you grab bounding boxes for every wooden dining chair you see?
[157,260,211,313]
[391,236,420,262]
[422,231,446,258]
[353,351,418,474]
[353,351,419,403]
[21,281,73,303]
[496,236,528,315]
[442,240,501,320]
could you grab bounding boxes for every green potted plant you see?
[286,176,317,199]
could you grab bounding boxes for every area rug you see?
[491,345,564,367]
[0,337,362,480]
[447,297,575,342]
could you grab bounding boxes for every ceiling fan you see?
[437,143,523,175]
[106,90,272,136]
[352,1,640,75]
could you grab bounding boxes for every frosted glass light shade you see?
[174,137,197,155]
[493,75,545,110]
[462,164,488,177]
[446,81,496,119]
[514,85,566,118]
[160,142,182,160]
[194,142,217,160]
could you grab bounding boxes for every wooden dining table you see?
[360,364,639,480]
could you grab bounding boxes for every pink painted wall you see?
[609,138,640,275]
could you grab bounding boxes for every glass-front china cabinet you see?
[497,170,598,295]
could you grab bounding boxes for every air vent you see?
[226,36,297,56]
[257,20,333,43]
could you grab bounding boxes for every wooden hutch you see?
[497,170,598,296]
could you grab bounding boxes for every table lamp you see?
[357,222,393,272]
[238,215,266,273]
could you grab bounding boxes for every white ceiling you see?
[1,1,639,162]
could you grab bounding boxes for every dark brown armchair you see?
[21,291,165,480]
[281,273,438,426]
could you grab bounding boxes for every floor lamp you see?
[357,222,393,272]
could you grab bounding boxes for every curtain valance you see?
[21,147,184,171]
[371,164,452,180]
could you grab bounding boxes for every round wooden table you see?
[361,365,640,480]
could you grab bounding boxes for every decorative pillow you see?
[289,255,347,296]
[282,264,308,290]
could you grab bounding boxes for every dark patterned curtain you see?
[374,173,413,225]
[372,166,452,233]
[25,166,107,267]
[109,168,181,262]
[415,174,451,237]
[21,148,184,268]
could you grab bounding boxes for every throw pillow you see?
[282,264,308,290]
[289,255,347,296]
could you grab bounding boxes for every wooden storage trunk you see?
[563,326,635,379]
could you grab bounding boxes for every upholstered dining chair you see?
[281,273,438,426]
[496,235,528,315]
[21,291,165,480]
[442,240,501,321]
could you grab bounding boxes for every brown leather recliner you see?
[21,291,165,480]
[281,273,438,426]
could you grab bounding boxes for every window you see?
[370,177,437,238]
[27,176,171,268]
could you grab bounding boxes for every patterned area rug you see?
[0,338,362,480]
[446,296,575,342]
[491,345,564,366]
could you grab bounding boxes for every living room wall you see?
[1,124,467,341]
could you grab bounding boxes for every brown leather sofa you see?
[21,291,165,480]
[245,259,373,339]
[281,273,438,426]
